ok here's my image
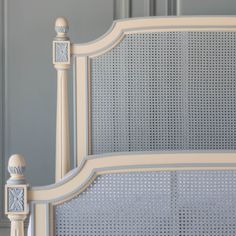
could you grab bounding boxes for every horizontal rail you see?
[28,152,236,202]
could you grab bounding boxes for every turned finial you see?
[7,154,26,184]
[55,17,69,39]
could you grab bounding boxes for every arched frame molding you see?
[72,16,236,171]
[28,152,236,236]
[29,152,236,202]
[71,16,236,57]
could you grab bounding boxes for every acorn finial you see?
[7,154,26,184]
[55,17,69,38]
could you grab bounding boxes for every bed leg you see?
[53,17,71,182]
[5,154,28,236]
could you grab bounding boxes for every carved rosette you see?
[54,41,70,63]
[8,187,25,212]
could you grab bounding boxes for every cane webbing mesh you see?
[91,31,236,154]
[55,170,236,236]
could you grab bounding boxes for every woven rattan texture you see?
[91,32,236,154]
[55,171,236,236]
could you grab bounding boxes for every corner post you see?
[5,154,28,236]
[53,17,71,182]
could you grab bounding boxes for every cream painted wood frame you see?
[74,16,236,167]
[6,16,236,236]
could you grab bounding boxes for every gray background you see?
[1,0,236,234]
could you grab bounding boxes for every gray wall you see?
[1,0,236,234]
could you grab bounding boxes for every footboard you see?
[5,152,236,236]
[5,16,236,236]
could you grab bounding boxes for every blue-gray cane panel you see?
[55,171,236,236]
[91,32,236,154]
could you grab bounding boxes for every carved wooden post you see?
[5,154,28,236]
[53,17,71,182]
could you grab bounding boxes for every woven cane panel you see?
[55,170,236,236]
[91,32,236,154]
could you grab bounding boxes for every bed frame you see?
[4,16,236,236]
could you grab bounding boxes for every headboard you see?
[53,16,236,180]
[5,16,236,236]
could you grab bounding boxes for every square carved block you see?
[5,185,27,214]
[53,41,70,64]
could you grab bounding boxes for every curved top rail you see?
[71,16,236,57]
[28,152,236,203]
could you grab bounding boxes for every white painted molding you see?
[144,0,156,16]
[0,0,8,226]
[167,0,178,15]
[123,0,132,18]
[0,0,4,225]
[176,0,181,16]
[114,0,131,19]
